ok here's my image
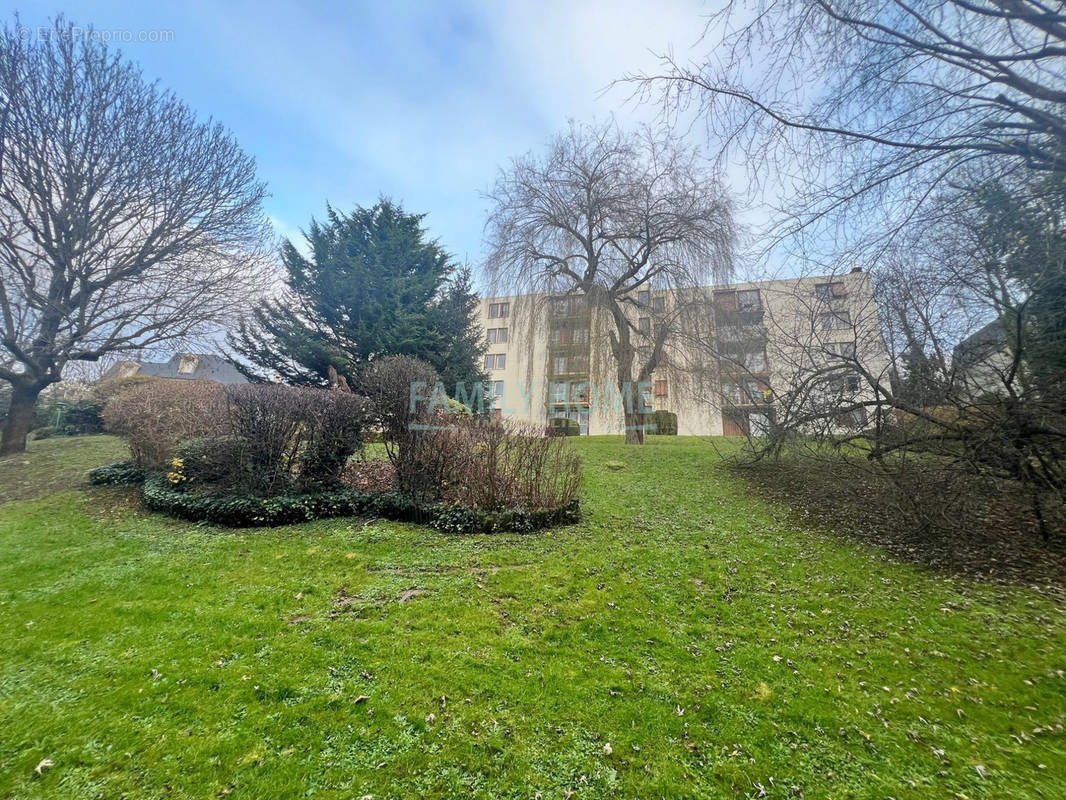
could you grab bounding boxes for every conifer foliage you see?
[230,200,485,389]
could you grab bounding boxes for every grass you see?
[0,435,125,503]
[0,435,1064,798]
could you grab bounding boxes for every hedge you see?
[548,417,581,436]
[134,474,579,532]
[646,410,678,435]
[88,462,152,486]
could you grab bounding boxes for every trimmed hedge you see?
[88,462,151,486]
[548,417,581,436]
[137,474,579,532]
[646,410,678,435]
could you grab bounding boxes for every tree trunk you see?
[624,407,646,444]
[0,382,43,456]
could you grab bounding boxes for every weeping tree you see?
[0,16,270,455]
[484,121,734,443]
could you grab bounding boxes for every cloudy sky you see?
[16,0,720,270]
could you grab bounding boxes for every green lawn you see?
[1,435,1064,798]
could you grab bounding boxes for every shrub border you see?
[105,470,579,532]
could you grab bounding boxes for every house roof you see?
[111,353,248,385]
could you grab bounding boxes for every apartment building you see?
[477,269,889,436]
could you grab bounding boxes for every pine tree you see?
[229,200,486,390]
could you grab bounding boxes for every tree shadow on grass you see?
[732,457,1066,593]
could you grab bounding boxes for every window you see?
[723,381,743,405]
[746,379,773,404]
[488,301,510,319]
[721,347,767,373]
[553,355,567,374]
[638,317,651,334]
[486,327,508,344]
[815,281,847,300]
[828,341,856,359]
[829,373,861,394]
[652,296,665,312]
[551,381,568,403]
[819,310,852,331]
[837,407,868,428]
[572,327,590,345]
[654,379,668,399]
[490,380,505,407]
[714,290,737,311]
[737,289,761,311]
[551,295,586,315]
[640,384,654,411]
[484,353,506,370]
[637,289,651,306]
[717,325,747,343]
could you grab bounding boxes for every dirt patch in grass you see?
[735,457,1066,591]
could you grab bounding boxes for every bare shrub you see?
[357,355,443,496]
[417,417,581,511]
[460,420,581,511]
[222,384,369,493]
[102,380,226,469]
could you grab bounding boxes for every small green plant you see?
[87,462,150,486]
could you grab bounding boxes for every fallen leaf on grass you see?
[354,695,370,704]
[34,758,53,776]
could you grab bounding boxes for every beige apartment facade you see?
[476,269,889,437]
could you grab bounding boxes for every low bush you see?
[88,462,151,486]
[220,384,370,493]
[139,475,575,532]
[548,417,580,436]
[357,355,443,499]
[435,419,582,512]
[98,355,580,533]
[35,398,105,436]
[104,382,370,493]
[101,380,226,469]
[174,436,248,486]
[430,500,581,534]
[647,410,678,435]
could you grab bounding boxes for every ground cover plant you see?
[1,434,1065,798]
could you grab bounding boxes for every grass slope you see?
[0,435,1064,798]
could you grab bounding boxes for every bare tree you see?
[736,177,1065,539]
[0,17,271,454]
[484,121,734,443]
[628,0,1066,258]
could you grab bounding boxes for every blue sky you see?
[15,0,713,269]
